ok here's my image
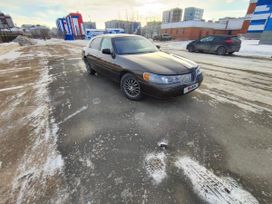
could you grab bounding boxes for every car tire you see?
[188,45,195,52]
[216,46,227,55]
[121,73,143,101]
[84,59,96,75]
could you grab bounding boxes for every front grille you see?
[191,68,197,82]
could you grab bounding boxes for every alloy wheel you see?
[123,78,141,98]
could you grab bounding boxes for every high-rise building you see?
[162,8,182,23]
[162,10,171,23]
[183,7,204,21]
[170,8,183,23]
[142,21,162,38]
[105,20,141,34]
[83,22,96,29]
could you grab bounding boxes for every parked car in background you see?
[153,34,173,41]
[83,34,203,101]
[186,35,241,55]
[85,29,105,40]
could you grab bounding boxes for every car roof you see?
[209,35,238,38]
[94,34,142,39]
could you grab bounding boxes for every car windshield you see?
[113,36,158,55]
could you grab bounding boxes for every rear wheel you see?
[121,73,143,101]
[216,46,227,55]
[188,45,195,52]
[84,59,96,75]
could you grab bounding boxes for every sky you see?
[0,0,250,29]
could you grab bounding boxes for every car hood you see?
[119,51,198,75]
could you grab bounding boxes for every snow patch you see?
[92,97,101,105]
[197,89,272,113]
[0,67,31,74]
[58,105,88,124]
[239,40,272,58]
[12,60,64,202]
[43,154,64,176]
[145,152,167,184]
[0,85,25,93]
[0,42,21,62]
[79,157,94,169]
[175,156,259,204]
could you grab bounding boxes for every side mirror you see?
[156,45,161,49]
[102,48,112,55]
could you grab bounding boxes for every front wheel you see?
[121,73,143,101]
[84,59,96,75]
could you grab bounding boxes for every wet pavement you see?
[48,43,271,203]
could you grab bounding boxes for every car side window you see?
[200,36,215,42]
[101,38,113,52]
[90,38,102,50]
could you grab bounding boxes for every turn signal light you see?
[143,73,150,81]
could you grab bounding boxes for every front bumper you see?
[140,73,203,98]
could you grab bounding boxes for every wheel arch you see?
[216,46,227,55]
[119,70,134,81]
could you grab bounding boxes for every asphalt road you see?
[47,42,272,203]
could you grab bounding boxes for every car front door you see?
[97,37,123,81]
[197,36,215,52]
[86,37,102,73]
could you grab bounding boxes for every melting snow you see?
[92,97,101,105]
[0,85,25,93]
[58,105,88,124]
[175,156,259,204]
[43,154,64,176]
[145,152,167,184]
[12,60,64,203]
[0,49,22,62]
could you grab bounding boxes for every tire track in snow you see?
[175,157,259,204]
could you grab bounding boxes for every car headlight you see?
[196,66,202,75]
[143,72,192,85]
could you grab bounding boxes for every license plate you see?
[184,83,199,94]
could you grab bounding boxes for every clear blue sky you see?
[0,0,250,28]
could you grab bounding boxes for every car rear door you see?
[231,36,241,51]
[97,37,123,81]
[86,37,102,72]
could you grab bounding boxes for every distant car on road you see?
[82,34,203,101]
[186,35,241,55]
[153,34,173,41]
